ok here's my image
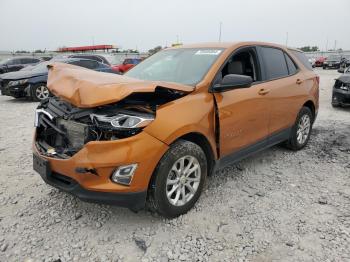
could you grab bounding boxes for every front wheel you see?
[148,140,207,218]
[286,107,313,151]
[31,83,50,101]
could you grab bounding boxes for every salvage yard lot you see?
[0,69,349,261]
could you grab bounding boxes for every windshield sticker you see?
[195,50,222,55]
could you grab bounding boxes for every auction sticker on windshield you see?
[195,50,222,55]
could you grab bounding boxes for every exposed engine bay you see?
[35,87,186,159]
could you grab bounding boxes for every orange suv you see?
[33,42,319,218]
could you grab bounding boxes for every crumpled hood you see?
[337,74,350,83]
[47,62,195,108]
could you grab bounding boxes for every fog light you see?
[111,164,138,185]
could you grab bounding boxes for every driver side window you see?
[215,47,261,85]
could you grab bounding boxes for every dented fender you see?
[144,91,218,159]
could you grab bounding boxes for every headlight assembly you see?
[91,113,154,130]
[8,79,28,86]
[340,84,350,91]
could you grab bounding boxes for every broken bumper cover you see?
[33,131,169,210]
[36,163,147,211]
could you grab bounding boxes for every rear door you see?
[257,46,304,136]
[214,46,270,157]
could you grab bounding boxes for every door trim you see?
[213,127,292,172]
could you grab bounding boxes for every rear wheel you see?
[31,83,50,101]
[286,107,313,151]
[148,140,207,218]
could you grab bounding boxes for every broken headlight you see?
[91,113,154,130]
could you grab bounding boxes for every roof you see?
[167,41,288,50]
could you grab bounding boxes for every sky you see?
[1,0,349,52]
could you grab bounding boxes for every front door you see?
[213,47,269,157]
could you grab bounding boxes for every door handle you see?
[296,79,303,85]
[258,88,270,95]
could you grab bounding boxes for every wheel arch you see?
[302,100,316,122]
[177,132,216,176]
[147,131,216,194]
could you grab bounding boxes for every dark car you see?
[68,54,111,65]
[332,67,350,107]
[323,55,348,70]
[0,58,115,101]
[0,57,42,74]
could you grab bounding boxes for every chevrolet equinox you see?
[33,42,319,218]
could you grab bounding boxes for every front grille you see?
[35,99,93,158]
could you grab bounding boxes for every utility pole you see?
[219,22,222,42]
[334,40,337,51]
[285,32,289,47]
[176,35,179,44]
[325,38,329,52]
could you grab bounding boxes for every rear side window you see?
[291,50,313,70]
[72,60,98,69]
[284,54,297,75]
[260,47,289,80]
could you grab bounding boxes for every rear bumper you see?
[324,63,340,69]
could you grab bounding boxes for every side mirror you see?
[212,74,253,92]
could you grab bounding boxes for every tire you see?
[148,140,207,218]
[31,83,50,102]
[286,107,313,151]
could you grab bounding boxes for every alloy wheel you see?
[35,85,49,100]
[296,114,311,145]
[166,155,201,207]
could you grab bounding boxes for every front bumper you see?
[33,131,169,209]
[4,84,30,97]
[333,88,350,106]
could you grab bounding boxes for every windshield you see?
[328,55,341,60]
[27,61,51,73]
[125,48,224,85]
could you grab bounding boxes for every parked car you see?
[315,56,326,67]
[323,55,343,69]
[112,58,142,73]
[342,55,350,68]
[1,58,115,101]
[308,57,316,68]
[332,67,350,107]
[68,54,111,65]
[33,42,319,218]
[0,57,42,74]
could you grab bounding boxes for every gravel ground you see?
[0,68,349,262]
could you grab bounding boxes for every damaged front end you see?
[35,87,187,159]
